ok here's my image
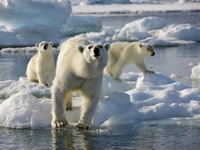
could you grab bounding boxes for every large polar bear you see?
[51,37,110,129]
[104,42,155,79]
[26,41,55,86]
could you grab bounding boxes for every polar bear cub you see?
[26,41,55,86]
[51,37,110,129]
[104,42,155,79]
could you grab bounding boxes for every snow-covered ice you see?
[0,73,199,129]
[191,63,200,80]
[77,17,200,47]
[0,0,103,46]
[113,17,167,41]
[0,0,71,29]
[0,0,72,46]
[190,63,200,88]
[0,0,199,46]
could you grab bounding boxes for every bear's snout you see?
[43,43,48,50]
[94,47,100,57]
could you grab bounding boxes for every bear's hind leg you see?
[111,60,124,79]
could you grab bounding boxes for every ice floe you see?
[0,73,199,129]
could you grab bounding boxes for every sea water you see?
[0,12,200,150]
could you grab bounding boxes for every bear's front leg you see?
[76,91,100,129]
[51,86,68,128]
[135,59,155,75]
[37,70,48,86]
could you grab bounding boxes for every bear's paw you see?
[76,122,90,130]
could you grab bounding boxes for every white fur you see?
[26,41,55,86]
[105,42,155,79]
[51,37,109,129]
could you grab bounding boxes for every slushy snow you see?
[0,73,199,129]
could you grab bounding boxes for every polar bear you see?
[51,37,110,129]
[26,41,55,86]
[104,42,155,79]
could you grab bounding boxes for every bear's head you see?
[139,43,155,57]
[35,41,53,53]
[78,43,110,63]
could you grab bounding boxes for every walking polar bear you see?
[26,41,55,86]
[51,37,110,129]
[104,42,155,79]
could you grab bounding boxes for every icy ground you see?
[0,72,199,129]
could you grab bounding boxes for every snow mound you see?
[153,24,200,41]
[113,17,167,41]
[0,0,72,46]
[0,73,200,129]
[77,16,199,47]
[191,63,200,80]
[0,0,72,29]
[190,63,200,88]
[103,74,135,95]
[0,77,51,99]
[0,91,52,128]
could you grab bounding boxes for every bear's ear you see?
[139,44,143,48]
[35,43,39,48]
[78,46,85,53]
[49,41,53,46]
[104,43,110,51]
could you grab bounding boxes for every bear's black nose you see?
[94,48,100,56]
[44,43,48,50]
[151,52,155,56]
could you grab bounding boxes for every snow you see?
[0,0,71,29]
[152,24,200,41]
[77,17,200,47]
[113,17,167,41]
[191,63,200,80]
[0,73,199,129]
[0,1,200,46]
[0,0,72,46]
[0,0,103,46]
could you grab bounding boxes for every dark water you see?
[0,12,200,150]
[1,121,200,150]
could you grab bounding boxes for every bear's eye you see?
[147,48,151,51]
[88,45,93,49]
[99,45,103,49]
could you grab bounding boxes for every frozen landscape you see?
[0,0,200,149]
